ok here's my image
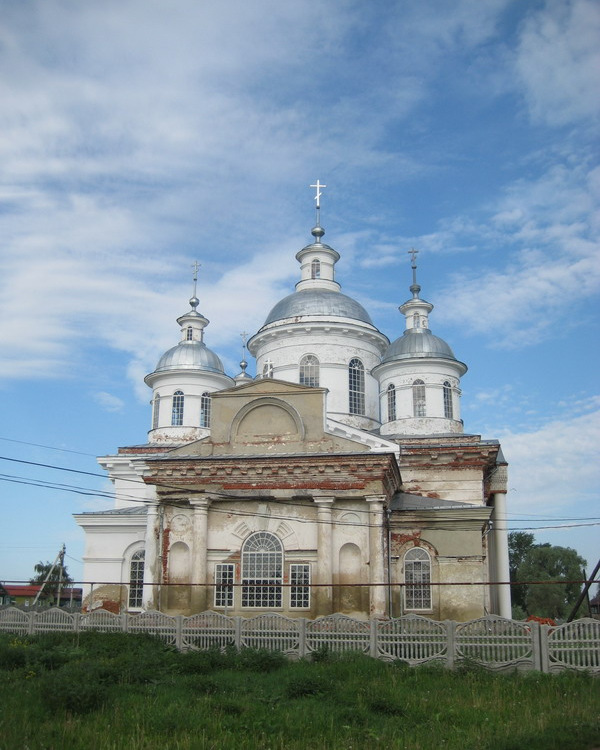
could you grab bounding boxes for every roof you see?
[390,492,475,511]
[151,340,225,374]
[382,328,458,363]
[262,289,375,327]
[78,506,147,516]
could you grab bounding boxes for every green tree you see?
[30,560,73,604]
[516,544,586,620]
[508,532,535,613]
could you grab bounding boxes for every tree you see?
[508,532,535,612]
[516,543,586,620]
[30,559,73,605]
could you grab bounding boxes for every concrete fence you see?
[1,606,598,675]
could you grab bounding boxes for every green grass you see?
[0,632,598,749]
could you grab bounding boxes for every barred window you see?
[443,381,453,419]
[128,550,145,609]
[214,563,235,608]
[413,312,420,328]
[242,531,282,608]
[387,383,396,422]
[290,564,310,608]
[349,358,365,415]
[404,548,431,610]
[200,391,211,428]
[186,326,193,341]
[152,394,160,430]
[299,354,319,387]
[311,259,321,279]
[263,360,274,379]
[412,380,426,418]
[171,390,184,426]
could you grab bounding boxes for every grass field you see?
[0,631,598,750]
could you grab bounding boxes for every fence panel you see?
[182,611,236,651]
[455,616,536,672]
[306,614,370,655]
[0,607,30,635]
[240,614,301,654]
[80,609,124,633]
[128,610,178,646]
[377,615,448,665]
[546,618,600,673]
[33,608,77,635]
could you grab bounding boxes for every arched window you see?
[128,550,145,608]
[311,259,321,279]
[152,394,160,430]
[387,383,396,422]
[412,379,426,418]
[262,360,274,379]
[348,358,365,415]
[241,531,283,608]
[186,326,193,341]
[299,354,319,387]
[413,312,420,328]
[171,390,184,426]
[200,392,211,428]
[443,381,453,419]
[404,547,431,610]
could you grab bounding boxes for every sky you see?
[0,0,598,586]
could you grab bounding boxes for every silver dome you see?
[263,290,374,326]
[382,329,457,362]
[153,341,225,374]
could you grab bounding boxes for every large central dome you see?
[263,289,374,327]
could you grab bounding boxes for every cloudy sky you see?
[1,0,598,585]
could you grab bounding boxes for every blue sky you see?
[1,0,598,584]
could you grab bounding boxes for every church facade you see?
[75,200,511,622]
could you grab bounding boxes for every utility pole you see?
[567,558,600,622]
[32,544,66,607]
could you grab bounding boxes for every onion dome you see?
[264,289,374,326]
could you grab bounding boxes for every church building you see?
[75,188,511,622]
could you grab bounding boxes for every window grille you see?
[404,548,431,610]
[290,564,310,608]
[412,380,426,418]
[311,259,321,279]
[200,392,211,428]
[299,354,319,387]
[241,531,283,608]
[152,394,160,430]
[443,381,453,419]
[263,360,274,379]
[348,358,365,415]
[387,383,396,422]
[128,550,145,608]
[215,563,235,608]
[186,326,193,341]
[171,390,184,426]
[413,312,420,328]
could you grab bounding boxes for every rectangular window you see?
[215,563,235,608]
[405,564,431,610]
[290,564,310,609]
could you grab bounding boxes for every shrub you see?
[40,662,110,714]
[235,647,287,672]
[178,647,229,674]
[284,673,329,699]
[0,641,28,670]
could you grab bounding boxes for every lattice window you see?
[404,547,431,610]
[311,259,321,279]
[128,550,145,609]
[443,381,453,419]
[242,532,283,608]
[299,354,319,387]
[200,392,211,428]
[387,383,396,422]
[413,312,420,328]
[186,326,193,341]
[214,563,235,608]
[412,379,426,418]
[290,564,310,609]
[349,358,365,415]
[171,390,184,426]
[152,394,160,430]
[263,360,274,379]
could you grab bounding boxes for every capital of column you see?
[189,496,213,512]
[365,495,386,509]
[313,495,335,505]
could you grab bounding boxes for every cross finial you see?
[191,261,200,298]
[240,331,249,347]
[310,180,326,209]
[408,248,419,267]
[408,249,421,298]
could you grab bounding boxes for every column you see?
[190,497,212,613]
[142,501,160,610]
[314,496,335,615]
[492,491,512,618]
[366,496,387,618]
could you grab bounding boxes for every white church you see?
[75,188,511,622]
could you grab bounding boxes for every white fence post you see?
[370,619,378,659]
[234,616,242,650]
[298,618,307,659]
[445,621,455,669]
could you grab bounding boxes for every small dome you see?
[263,290,374,326]
[382,329,457,362]
[153,341,225,374]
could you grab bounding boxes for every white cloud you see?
[515,0,600,126]
[93,392,125,413]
